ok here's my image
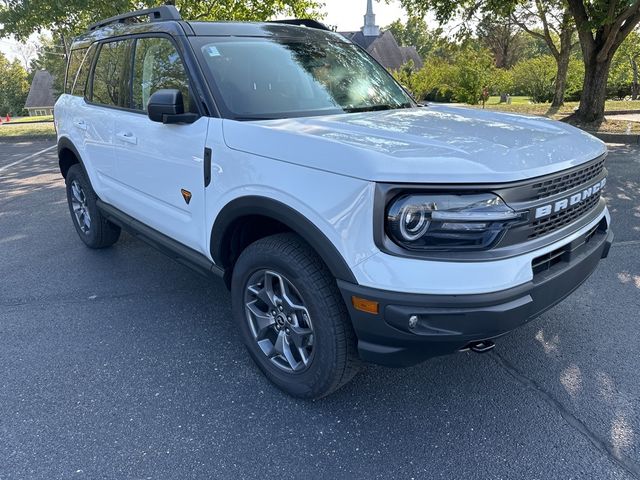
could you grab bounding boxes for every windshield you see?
[193,36,415,120]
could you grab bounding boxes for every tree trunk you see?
[552,51,570,107]
[551,14,574,108]
[575,56,613,123]
[632,56,639,100]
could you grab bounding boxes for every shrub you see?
[512,55,557,103]
[447,47,496,104]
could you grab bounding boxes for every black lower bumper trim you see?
[338,226,613,367]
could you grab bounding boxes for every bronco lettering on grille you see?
[534,178,606,219]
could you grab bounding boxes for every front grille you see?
[531,221,602,276]
[531,158,606,200]
[529,192,601,239]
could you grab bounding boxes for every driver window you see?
[132,37,191,112]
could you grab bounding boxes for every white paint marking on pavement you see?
[0,145,56,173]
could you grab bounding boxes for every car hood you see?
[222,105,607,183]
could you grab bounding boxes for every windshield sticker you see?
[205,45,221,57]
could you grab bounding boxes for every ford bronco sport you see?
[55,6,613,398]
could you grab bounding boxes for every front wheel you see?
[231,233,361,399]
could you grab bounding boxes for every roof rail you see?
[268,19,332,31]
[88,5,182,31]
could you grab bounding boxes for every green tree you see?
[476,15,527,68]
[385,16,442,58]
[566,0,640,122]
[510,1,578,107]
[29,35,67,96]
[398,0,640,122]
[609,29,640,99]
[0,52,30,115]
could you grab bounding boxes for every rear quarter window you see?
[65,48,87,94]
[72,45,97,97]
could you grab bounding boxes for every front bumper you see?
[338,222,613,367]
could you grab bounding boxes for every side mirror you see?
[147,89,198,124]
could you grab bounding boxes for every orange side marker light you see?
[351,296,379,315]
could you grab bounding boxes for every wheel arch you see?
[211,196,357,285]
[57,136,87,179]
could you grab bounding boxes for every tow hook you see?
[466,340,496,354]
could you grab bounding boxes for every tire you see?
[231,233,361,399]
[65,164,121,249]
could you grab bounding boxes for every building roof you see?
[25,70,56,108]
[340,30,424,71]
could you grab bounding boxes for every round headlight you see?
[399,204,430,241]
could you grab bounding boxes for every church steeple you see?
[362,0,380,37]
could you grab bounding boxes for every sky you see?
[0,0,407,66]
[322,0,406,31]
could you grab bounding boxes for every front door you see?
[109,36,209,253]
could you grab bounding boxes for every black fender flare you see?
[57,136,88,178]
[210,196,358,284]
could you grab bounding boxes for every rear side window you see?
[90,39,132,107]
[132,37,191,111]
[65,48,87,94]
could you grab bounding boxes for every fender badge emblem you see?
[181,189,192,205]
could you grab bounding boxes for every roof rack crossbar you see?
[268,19,331,31]
[88,5,181,31]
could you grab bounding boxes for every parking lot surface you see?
[0,139,639,479]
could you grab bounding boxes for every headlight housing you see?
[386,193,526,251]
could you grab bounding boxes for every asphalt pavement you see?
[0,139,639,480]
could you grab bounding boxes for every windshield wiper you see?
[343,103,413,113]
[234,116,278,121]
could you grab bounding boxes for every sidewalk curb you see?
[589,132,640,144]
[603,109,640,116]
[0,135,56,143]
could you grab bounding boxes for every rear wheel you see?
[231,233,361,399]
[65,164,121,249]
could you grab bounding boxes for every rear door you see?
[83,39,133,203]
[108,35,209,253]
[56,45,96,177]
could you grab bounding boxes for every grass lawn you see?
[0,122,56,139]
[6,115,54,124]
[485,96,532,105]
[470,98,640,134]
[478,99,640,116]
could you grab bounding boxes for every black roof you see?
[25,70,57,108]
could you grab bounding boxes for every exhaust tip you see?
[462,340,496,354]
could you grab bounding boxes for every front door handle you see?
[74,121,87,131]
[115,132,137,145]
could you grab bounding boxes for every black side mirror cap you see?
[147,89,198,124]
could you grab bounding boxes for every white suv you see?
[55,7,613,398]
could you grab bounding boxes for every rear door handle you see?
[115,132,137,145]
[74,121,87,131]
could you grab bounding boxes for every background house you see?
[340,0,423,71]
[24,70,56,116]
